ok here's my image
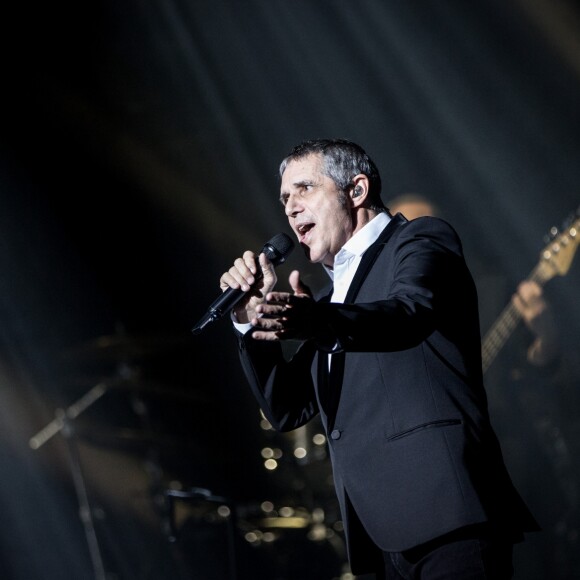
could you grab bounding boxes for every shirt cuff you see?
[231,312,253,335]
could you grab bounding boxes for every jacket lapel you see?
[318,213,407,430]
[344,213,406,304]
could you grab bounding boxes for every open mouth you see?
[296,222,314,244]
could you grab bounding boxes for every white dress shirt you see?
[324,211,391,304]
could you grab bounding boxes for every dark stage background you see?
[1,1,580,579]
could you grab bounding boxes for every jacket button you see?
[330,429,342,440]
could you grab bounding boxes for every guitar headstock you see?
[538,207,580,281]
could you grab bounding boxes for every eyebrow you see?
[283,179,316,194]
[279,179,315,202]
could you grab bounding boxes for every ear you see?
[349,174,369,206]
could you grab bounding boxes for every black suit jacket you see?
[237,214,538,573]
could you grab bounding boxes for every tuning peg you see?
[543,226,558,244]
[563,208,580,227]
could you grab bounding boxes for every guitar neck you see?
[481,265,548,375]
[481,211,580,375]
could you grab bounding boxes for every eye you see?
[279,194,289,207]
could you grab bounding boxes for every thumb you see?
[289,270,312,297]
[257,252,277,294]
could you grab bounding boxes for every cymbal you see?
[62,332,191,363]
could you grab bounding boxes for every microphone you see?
[191,233,295,335]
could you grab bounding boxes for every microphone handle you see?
[191,232,294,336]
[191,269,264,335]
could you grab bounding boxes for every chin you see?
[301,241,327,264]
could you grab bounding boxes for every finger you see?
[251,315,293,340]
[255,302,289,318]
[512,292,525,310]
[257,251,273,269]
[517,285,533,303]
[249,329,282,342]
[227,258,257,291]
[517,280,543,303]
[220,270,249,292]
[289,270,312,297]
[264,291,293,305]
[251,316,286,333]
[517,287,545,313]
[520,280,541,294]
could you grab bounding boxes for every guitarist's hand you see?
[512,281,559,366]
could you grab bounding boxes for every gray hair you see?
[279,139,385,212]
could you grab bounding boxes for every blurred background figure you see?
[388,192,580,580]
[387,193,441,221]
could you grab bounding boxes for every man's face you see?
[280,153,353,267]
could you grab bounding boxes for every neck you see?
[352,208,380,236]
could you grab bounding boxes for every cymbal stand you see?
[29,383,109,580]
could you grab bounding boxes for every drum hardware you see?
[29,383,110,580]
[28,377,178,580]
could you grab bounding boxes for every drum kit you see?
[29,330,348,579]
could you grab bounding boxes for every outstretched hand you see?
[250,270,320,341]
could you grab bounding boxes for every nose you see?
[284,194,301,218]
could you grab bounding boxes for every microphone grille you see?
[262,233,295,266]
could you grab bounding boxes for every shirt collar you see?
[324,212,391,280]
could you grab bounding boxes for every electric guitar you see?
[481,209,580,375]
